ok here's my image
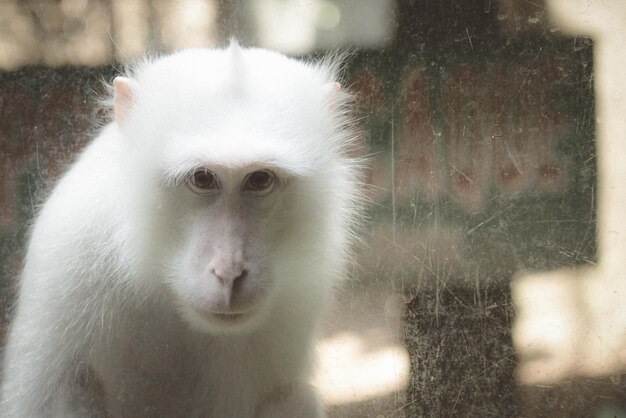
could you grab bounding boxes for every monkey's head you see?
[112,43,359,334]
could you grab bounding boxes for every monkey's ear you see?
[113,76,137,124]
[323,82,341,112]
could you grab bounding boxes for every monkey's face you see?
[115,46,342,334]
[162,163,294,334]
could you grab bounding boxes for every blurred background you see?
[1,1,625,416]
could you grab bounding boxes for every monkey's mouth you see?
[211,312,245,322]
[194,308,254,325]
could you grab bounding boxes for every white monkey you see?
[0,42,362,417]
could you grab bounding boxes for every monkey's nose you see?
[211,265,248,293]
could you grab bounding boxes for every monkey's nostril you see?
[232,269,248,293]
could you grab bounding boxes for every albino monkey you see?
[0,43,362,417]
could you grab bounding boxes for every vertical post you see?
[514,0,626,384]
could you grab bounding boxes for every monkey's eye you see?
[243,170,276,195]
[187,169,220,194]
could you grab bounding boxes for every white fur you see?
[0,43,362,417]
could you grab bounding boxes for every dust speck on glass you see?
[1,1,624,417]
